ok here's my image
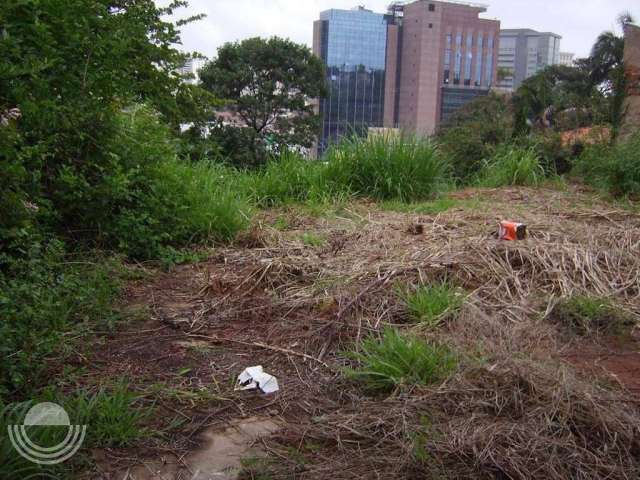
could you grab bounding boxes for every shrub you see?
[60,106,251,260]
[0,241,122,400]
[399,283,463,328]
[345,328,457,392]
[574,133,640,197]
[478,146,545,187]
[111,156,250,259]
[323,135,451,201]
[549,295,634,336]
[436,93,514,182]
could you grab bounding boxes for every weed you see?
[0,246,123,400]
[148,382,222,407]
[241,457,275,480]
[549,295,634,336]
[399,282,464,328]
[478,146,546,187]
[0,383,150,480]
[299,232,326,247]
[272,216,290,231]
[44,382,151,448]
[345,328,457,392]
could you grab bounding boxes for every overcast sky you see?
[168,0,639,60]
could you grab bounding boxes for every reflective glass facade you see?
[317,9,388,153]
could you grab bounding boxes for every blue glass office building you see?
[314,8,388,153]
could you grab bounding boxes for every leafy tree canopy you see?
[0,0,212,245]
[512,12,635,134]
[199,36,326,167]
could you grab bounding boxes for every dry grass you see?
[248,359,640,479]
[80,186,640,479]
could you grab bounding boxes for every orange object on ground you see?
[499,221,527,241]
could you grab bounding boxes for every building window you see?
[429,4,435,11]
[475,33,483,86]
[429,23,433,28]
[454,33,462,85]
[464,33,473,86]
[486,35,494,86]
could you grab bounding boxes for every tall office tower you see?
[313,7,389,153]
[386,0,500,134]
[497,29,561,91]
[313,1,500,152]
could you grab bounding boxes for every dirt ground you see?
[73,186,640,480]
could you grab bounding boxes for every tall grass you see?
[322,134,451,201]
[243,135,451,208]
[246,150,335,207]
[345,328,457,392]
[478,146,545,187]
[574,133,640,197]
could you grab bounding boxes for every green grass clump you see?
[322,134,451,201]
[247,150,327,207]
[478,146,545,187]
[550,295,634,336]
[299,232,326,247]
[399,283,463,328]
[345,328,457,392]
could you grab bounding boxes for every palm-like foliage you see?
[584,12,635,128]
[514,12,635,133]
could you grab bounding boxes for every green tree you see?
[512,12,634,134]
[200,37,326,167]
[0,0,209,246]
[581,12,634,130]
[436,93,514,181]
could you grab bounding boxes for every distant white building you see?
[558,52,576,67]
[497,29,561,91]
[177,58,207,84]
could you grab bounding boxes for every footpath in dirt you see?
[75,187,640,480]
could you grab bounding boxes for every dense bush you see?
[436,94,514,182]
[574,134,640,197]
[92,107,249,259]
[322,134,451,201]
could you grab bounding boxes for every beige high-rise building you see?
[313,1,500,152]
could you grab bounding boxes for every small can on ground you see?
[499,221,527,241]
